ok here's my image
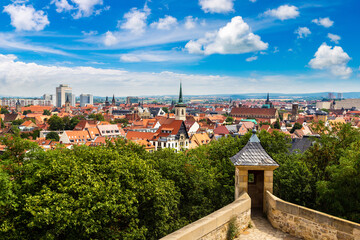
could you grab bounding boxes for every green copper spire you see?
[178,81,183,103]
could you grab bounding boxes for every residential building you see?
[59,130,91,144]
[97,124,123,138]
[230,107,278,121]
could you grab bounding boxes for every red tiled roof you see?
[126,131,154,140]
[213,125,230,135]
[153,119,183,140]
[230,107,277,117]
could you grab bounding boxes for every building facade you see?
[56,84,74,107]
[80,94,93,107]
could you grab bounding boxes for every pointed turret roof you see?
[231,129,279,166]
[66,95,70,103]
[178,81,183,104]
[112,94,115,103]
[266,93,269,102]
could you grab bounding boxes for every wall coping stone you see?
[160,192,251,240]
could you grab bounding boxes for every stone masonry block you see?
[276,201,299,215]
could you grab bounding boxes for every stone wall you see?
[266,191,360,240]
[160,192,251,240]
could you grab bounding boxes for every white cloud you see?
[328,33,341,44]
[51,0,73,13]
[246,56,258,62]
[185,16,198,29]
[150,15,177,30]
[3,4,49,31]
[119,5,150,35]
[51,0,105,18]
[312,17,334,28]
[1,53,360,97]
[199,0,234,14]
[249,0,256,2]
[119,51,201,63]
[0,33,69,55]
[309,43,352,78]
[295,27,311,38]
[103,31,119,46]
[185,16,268,55]
[82,30,98,36]
[264,5,299,20]
[71,0,103,18]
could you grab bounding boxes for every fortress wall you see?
[160,192,251,240]
[266,191,360,240]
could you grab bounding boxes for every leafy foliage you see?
[46,132,60,141]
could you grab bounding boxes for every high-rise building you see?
[337,93,343,99]
[80,94,93,107]
[56,84,74,107]
[328,92,335,99]
[43,94,55,106]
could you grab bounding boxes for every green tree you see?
[11,119,25,126]
[290,122,302,133]
[88,113,105,121]
[225,116,234,124]
[273,120,281,129]
[0,108,9,114]
[0,142,180,239]
[162,107,169,113]
[22,110,32,115]
[43,109,51,116]
[48,115,65,130]
[46,131,60,141]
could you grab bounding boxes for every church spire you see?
[112,94,115,105]
[266,93,269,102]
[178,81,183,104]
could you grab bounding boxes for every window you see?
[182,109,184,115]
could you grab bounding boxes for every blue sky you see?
[0,0,359,97]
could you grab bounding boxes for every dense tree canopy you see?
[1,123,360,239]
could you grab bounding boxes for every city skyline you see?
[0,0,359,96]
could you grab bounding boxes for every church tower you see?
[175,82,186,121]
[105,96,110,107]
[65,95,71,113]
[16,99,21,113]
[112,94,116,106]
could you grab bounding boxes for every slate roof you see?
[231,131,279,166]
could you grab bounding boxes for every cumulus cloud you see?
[0,53,338,97]
[71,0,104,18]
[150,15,177,30]
[103,31,118,46]
[312,17,334,28]
[184,16,198,29]
[295,27,311,38]
[51,0,105,18]
[51,0,73,13]
[199,0,234,14]
[246,56,258,62]
[185,16,268,55]
[120,5,150,35]
[3,4,49,31]
[328,33,341,44]
[264,5,299,20]
[309,43,352,78]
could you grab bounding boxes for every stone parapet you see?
[266,191,360,240]
[160,192,251,240]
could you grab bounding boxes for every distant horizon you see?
[1,91,358,100]
[0,0,359,96]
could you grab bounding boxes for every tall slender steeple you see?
[112,94,116,106]
[266,93,269,102]
[178,81,183,104]
[65,95,71,113]
[175,81,186,121]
